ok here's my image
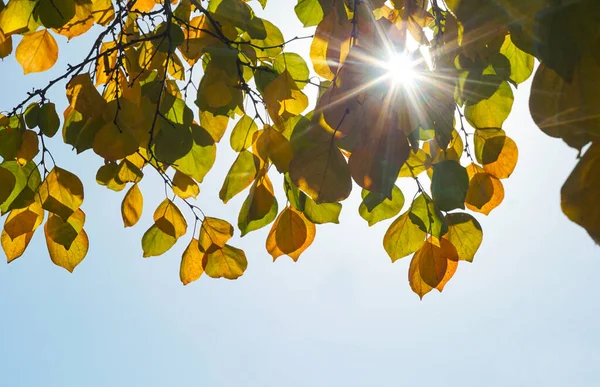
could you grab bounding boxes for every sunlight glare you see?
[385,53,416,86]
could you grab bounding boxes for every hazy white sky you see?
[0,2,598,386]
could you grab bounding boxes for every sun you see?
[384,53,416,86]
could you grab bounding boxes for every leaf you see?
[561,143,600,243]
[92,122,139,161]
[37,167,84,220]
[500,33,534,84]
[266,206,316,261]
[273,52,310,89]
[254,125,294,173]
[175,125,217,183]
[96,162,126,192]
[46,209,85,250]
[121,183,143,227]
[443,212,483,262]
[154,199,187,239]
[199,217,234,253]
[359,186,404,227]
[53,2,94,40]
[141,224,177,258]
[409,194,448,239]
[15,130,39,164]
[44,216,89,272]
[34,0,75,29]
[408,250,433,300]
[303,198,341,224]
[465,81,514,129]
[264,70,309,124]
[384,211,426,262]
[0,165,16,206]
[180,238,204,285]
[2,229,34,263]
[481,135,518,179]
[0,29,12,59]
[3,201,44,241]
[465,164,504,215]
[15,29,58,74]
[203,243,247,280]
[24,103,40,128]
[172,170,199,199]
[399,149,431,178]
[431,160,469,212]
[66,73,106,119]
[219,150,260,203]
[310,8,352,80]
[238,172,278,236]
[0,0,38,35]
[38,102,60,137]
[230,115,258,152]
[415,238,458,288]
[0,160,41,214]
[294,0,325,27]
[289,142,352,204]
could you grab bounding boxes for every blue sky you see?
[1,2,599,386]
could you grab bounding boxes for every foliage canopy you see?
[0,0,598,298]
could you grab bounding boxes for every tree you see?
[0,0,597,298]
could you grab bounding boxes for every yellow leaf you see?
[172,170,199,199]
[37,167,84,220]
[414,238,458,289]
[180,238,204,285]
[92,122,139,161]
[199,217,233,253]
[91,0,115,25]
[1,229,34,263]
[266,206,316,262]
[154,199,187,238]
[15,29,58,74]
[141,224,177,258]
[383,212,426,262]
[44,219,89,272]
[465,81,514,129]
[132,0,155,12]
[121,183,143,227]
[443,213,483,262]
[52,3,94,40]
[3,201,44,240]
[254,125,294,173]
[46,209,85,250]
[117,159,143,183]
[66,73,107,119]
[465,164,504,215]
[179,15,219,65]
[0,0,38,35]
[482,136,518,179]
[203,244,247,280]
[0,29,12,59]
[561,143,600,243]
[408,251,433,300]
[264,71,309,124]
[310,9,352,80]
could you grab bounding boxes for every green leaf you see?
[409,193,448,238]
[0,160,41,214]
[273,53,310,89]
[465,81,514,129]
[0,165,16,206]
[141,224,177,258]
[154,117,193,164]
[303,197,341,224]
[219,150,260,203]
[34,0,75,29]
[359,186,404,227]
[174,126,216,183]
[500,33,534,84]
[294,0,325,27]
[38,102,60,137]
[431,160,469,212]
[443,212,483,262]
[238,172,278,236]
[383,212,426,262]
[24,103,40,129]
[230,115,258,152]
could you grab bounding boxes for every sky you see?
[1,2,599,387]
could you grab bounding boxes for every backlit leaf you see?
[219,150,260,203]
[0,165,16,206]
[465,164,504,215]
[46,209,85,250]
[443,212,483,262]
[266,206,316,261]
[0,160,41,214]
[230,115,258,152]
[415,238,458,289]
[44,216,89,272]
[203,243,247,280]
[37,167,84,220]
[38,102,60,137]
[465,81,514,129]
[172,170,199,199]
[238,172,278,236]
[142,224,177,258]
[409,193,448,239]
[154,199,187,239]
[359,186,404,227]
[431,160,469,212]
[180,238,204,285]
[121,183,143,227]
[199,217,234,253]
[384,212,426,262]
[15,29,58,74]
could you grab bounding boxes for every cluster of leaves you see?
[0,0,597,298]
